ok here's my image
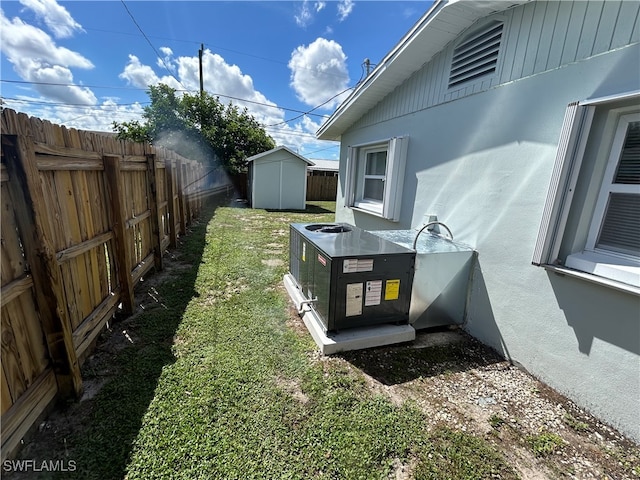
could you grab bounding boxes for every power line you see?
[265,86,352,127]
[119,0,187,91]
[1,79,328,119]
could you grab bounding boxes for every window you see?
[344,137,408,221]
[449,21,504,89]
[533,93,640,292]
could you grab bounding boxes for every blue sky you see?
[1,1,429,159]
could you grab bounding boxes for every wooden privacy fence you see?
[0,109,222,459]
[306,175,337,201]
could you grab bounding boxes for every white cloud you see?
[120,54,162,88]
[117,48,328,152]
[19,0,83,38]
[0,9,96,105]
[288,38,349,110]
[1,12,92,68]
[337,0,354,22]
[120,49,315,148]
[294,0,314,28]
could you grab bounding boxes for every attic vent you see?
[448,22,503,88]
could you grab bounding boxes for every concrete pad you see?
[284,274,416,355]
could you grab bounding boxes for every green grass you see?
[54,197,517,479]
[526,431,565,457]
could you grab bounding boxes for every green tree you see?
[113,84,275,174]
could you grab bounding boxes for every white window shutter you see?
[532,102,595,265]
[344,146,356,207]
[382,136,408,222]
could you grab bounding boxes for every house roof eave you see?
[316,0,531,141]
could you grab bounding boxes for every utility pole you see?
[199,43,204,95]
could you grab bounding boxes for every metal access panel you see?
[289,223,415,333]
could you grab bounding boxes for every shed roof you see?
[308,159,339,171]
[316,0,531,141]
[246,145,315,165]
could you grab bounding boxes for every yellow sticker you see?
[384,279,400,301]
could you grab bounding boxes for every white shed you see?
[246,146,314,210]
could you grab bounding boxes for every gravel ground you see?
[313,326,640,480]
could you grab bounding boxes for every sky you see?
[0,0,430,160]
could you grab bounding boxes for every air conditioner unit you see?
[288,223,415,333]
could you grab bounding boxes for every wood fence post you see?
[1,134,82,398]
[103,155,135,314]
[184,163,192,225]
[146,153,163,271]
[176,158,186,235]
[164,155,178,248]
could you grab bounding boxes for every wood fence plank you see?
[177,159,186,235]
[56,232,113,264]
[1,276,33,308]
[1,369,57,462]
[73,170,102,309]
[103,155,135,314]
[37,157,103,171]
[1,368,13,415]
[6,298,41,386]
[0,183,25,284]
[72,291,119,358]
[15,293,48,378]
[165,157,178,248]
[147,154,163,271]
[2,127,82,398]
[53,170,85,328]
[0,308,27,401]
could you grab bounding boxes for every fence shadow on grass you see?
[6,193,233,480]
[339,328,505,386]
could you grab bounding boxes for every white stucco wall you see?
[334,45,640,441]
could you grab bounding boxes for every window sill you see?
[352,200,384,218]
[566,251,640,287]
[542,251,640,295]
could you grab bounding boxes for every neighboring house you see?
[247,146,314,210]
[317,0,640,441]
[308,159,339,176]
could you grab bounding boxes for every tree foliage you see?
[113,84,275,174]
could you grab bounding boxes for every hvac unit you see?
[288,223,415,333]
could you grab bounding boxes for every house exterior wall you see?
[333,1,640,441]
[251,152,307,210]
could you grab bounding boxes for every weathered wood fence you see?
[306,175,337,201]
[0,109,226,459]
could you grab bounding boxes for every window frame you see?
[585,113,640,257]
[533,91,640,294]
[344,136,408,221]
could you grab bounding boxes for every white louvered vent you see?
[449,22,504,88]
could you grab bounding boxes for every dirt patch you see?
[261,258,284,267]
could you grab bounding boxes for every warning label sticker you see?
[343,258,374,273]
[345,283,363,316]
[384,279,400,301]
[365,280,382,306]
